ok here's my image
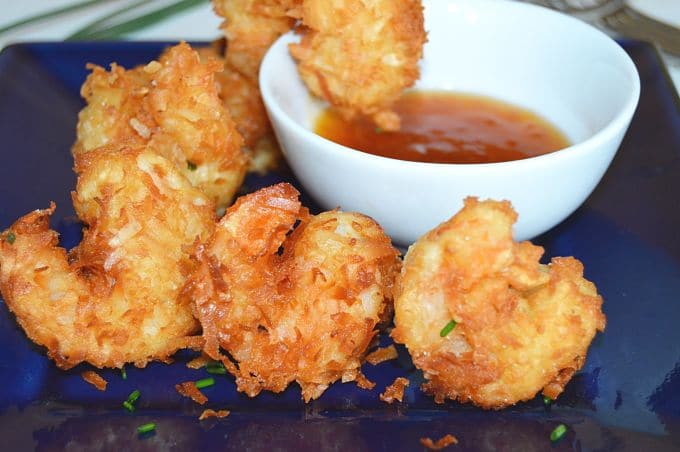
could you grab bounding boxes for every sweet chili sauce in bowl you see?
[260,0,640,245]
[314,91,570,164]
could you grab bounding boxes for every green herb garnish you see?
[128,389,141,403]
[123,389,141,411]
[206,361,227,375]
[121,366,127,380]
[550,424,567,442]
[6,232,16,244]
[543,396,552,406]
[187,160,197,171]
[195,377,215,389]
[439,319,457,337]
[137,422,156,435]
[375,127,383,134]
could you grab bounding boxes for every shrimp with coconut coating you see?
[213,0,302,80]
[73,42,247,210]
[290,0,426,131]
[0,145,214,369]
[392,198,606,409]
[186,183,400,401]
[214,0,426,131]
[196,44,282,174]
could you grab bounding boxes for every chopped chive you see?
[6,232,16,244]
[375,127,383,134]
[543,396,552,406]
[206,362,226,375]
[127,389,141,404]
[122,389,141,411]
[187,160,197,171]
[137,422,156,434]
[121,366,127,380]
[195,377,215,389]
[439,319,457,337]
[550,424,567,442]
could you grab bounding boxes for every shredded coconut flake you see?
[143,61,162,73]
[129,118,151,139]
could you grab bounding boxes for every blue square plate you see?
[0,41,679,451]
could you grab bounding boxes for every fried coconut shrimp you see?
[187,183,400,401]
[392,198,606,409]
[73,42,247,210]
[290,0,426,131]
[213,0,302,80]
[196,44,282,174]
[0,145,215,369]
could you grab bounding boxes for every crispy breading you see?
[0,145,214,369]
[81,370,107,391]
[379,377,409,404]
[186,354,213,370]
[196,44,282,174]
[420,434,458,450]
[199,409,230,420]
[186,183,400,401]
[73,42,247,210]
[392,198,606,409]
[290,0,426,130]
[213,0,302,80]
[176,381,208,405]
[365,344,398,365]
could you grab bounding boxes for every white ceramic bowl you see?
[260,0,640,245]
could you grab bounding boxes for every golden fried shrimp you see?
[290,0,426,131]
[73,42,247,210]
[0,145,215,369]
[213,0,302,80]
[196,44,282,174]
[392,198,606,409]
[186,183,400,401]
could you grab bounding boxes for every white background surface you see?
[0,0,678,95]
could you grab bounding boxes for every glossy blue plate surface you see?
[0,41,678,451]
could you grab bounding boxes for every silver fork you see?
[533,0,680,55]
[602,7,680,55]
[538,0,614,13]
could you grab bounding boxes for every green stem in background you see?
[66,0,207,41]
[67,0,153,40]
[0,0,107,36]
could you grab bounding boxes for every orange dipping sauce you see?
[314,91,570,164]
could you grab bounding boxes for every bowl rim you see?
[259,0,641,171]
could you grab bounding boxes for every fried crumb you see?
[366,345,398,365]
[420,434,458,450]
[355,372,376,390]
[186,354,212,370]
[81,370,107,391]
[199,409,230,420]
[380,377,409,403]
[176,381,208,405]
